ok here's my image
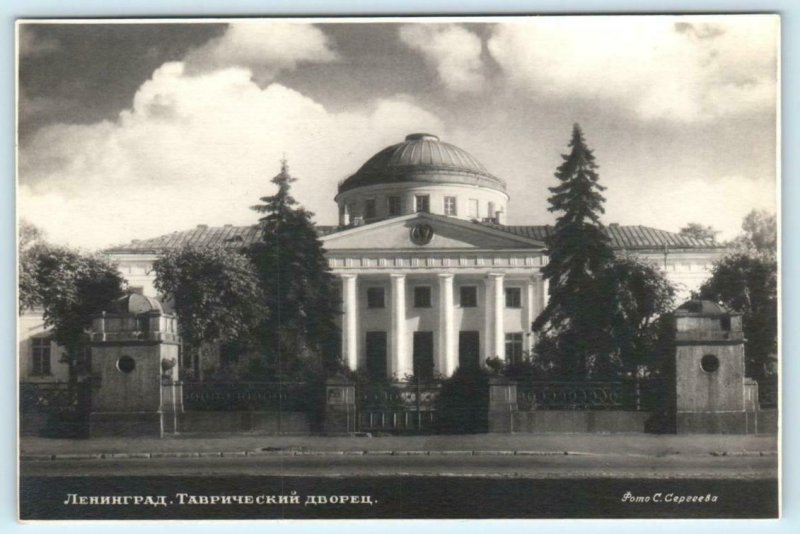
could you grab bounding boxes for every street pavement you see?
[20,432,778,479]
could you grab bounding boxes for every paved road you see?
[21,452,778,479]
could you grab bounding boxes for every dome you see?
[675,299,734,317]
[113,293,165,315]
[338,133,506,195]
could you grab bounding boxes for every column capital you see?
[390,273,407,280]
[437,273,454,280]
[340,273,358,280]
[487,272,505,279]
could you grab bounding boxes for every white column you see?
[538,273,549,313]
[438,273,456,377]
[523,278,535,354]
[341,274,358,371]
[390,274,411,378]
[488,273,505,361]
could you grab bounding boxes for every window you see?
[444,196,457,216]
[364,198,377,219]
[129,286,144,295]
[460,286,477,307]
[414,286,432,308]
[388,196,402,216]
[367,287,385,309]
[415,194,430,213]
[505,287,522,308]
[505,333,524,364]
[468,199,479,218]
[31,338,51,376]
[488,201,496,219]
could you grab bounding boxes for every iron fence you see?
[516,378,669,411]
[356,381,441,434]
[20,382,90,414]
[180,381,314,412]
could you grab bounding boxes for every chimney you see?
[196,224,208,230]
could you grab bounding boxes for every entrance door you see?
[365,331,387,380]
[458,331,480,370]
[413,331,434,380]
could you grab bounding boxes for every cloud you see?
[399,24,485,93]
[18,62,444,249]
[487,16,778,122]
[184,22,338,84]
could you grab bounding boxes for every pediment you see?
[321,213,545,251]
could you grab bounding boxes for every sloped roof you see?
[488,223,722,250]
[105,221,721,254]
[105,224,339,254]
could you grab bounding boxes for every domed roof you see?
[113,293,165,315]
[675,299,735,316]
[338,133,506,195]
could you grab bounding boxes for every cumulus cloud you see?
[487,16,778,122]
[184,22,338,83]
[18,62,444,249]
[399,24,485,93]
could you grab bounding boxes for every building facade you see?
[20,133,727,382]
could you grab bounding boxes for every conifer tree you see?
[533,124,615,377]
[249,159,340,376]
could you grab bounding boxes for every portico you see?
[322,212,547,379]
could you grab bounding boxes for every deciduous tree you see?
[679,223,719,243]
[152,244,266,377]
[19,240,125,381]
[699,252,777,380]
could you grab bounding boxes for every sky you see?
[17,16,779,250]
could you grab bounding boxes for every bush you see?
[435,366,490,434]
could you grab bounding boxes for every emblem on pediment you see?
[410,223,434,246]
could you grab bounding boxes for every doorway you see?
[365,331,387,380]
[458,331,480,370]
[413,331,434,380]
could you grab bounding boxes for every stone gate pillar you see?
[89,294,180,437]
[673,299,749,434]
[324,375,356,434]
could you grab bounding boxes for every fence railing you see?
[516,378,670,411]
[356,381,441,434]
[20,382,91,414]
[180,381,313,411]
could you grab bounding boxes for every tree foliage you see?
[596,256,676,374]
[533,124,615,376]
[679,223,719,243]
[729,209,776,257]
[249,159,340,375]
[532,125,677,378]
[152,244,266,361]
[19,237,126,380]
[699,252,777,380]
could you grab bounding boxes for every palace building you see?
[20,133,727,382]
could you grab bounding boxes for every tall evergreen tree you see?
[533,124,615,377]
[249,159,340,376]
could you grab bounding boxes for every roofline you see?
[321,212,547,248]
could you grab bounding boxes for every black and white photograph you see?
[16,15,780,520]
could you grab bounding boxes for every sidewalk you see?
[20,432,779,460]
